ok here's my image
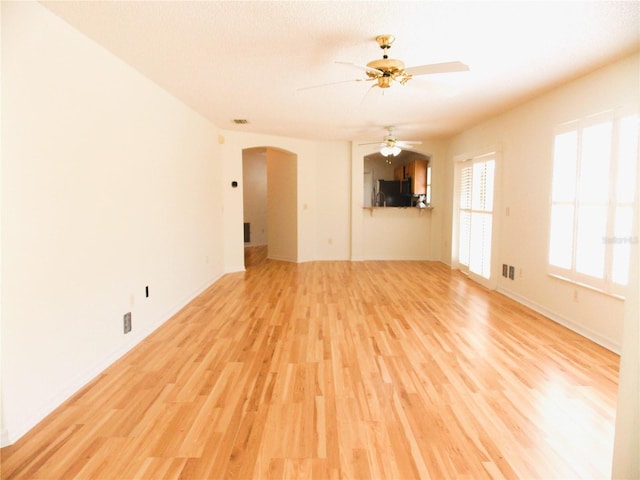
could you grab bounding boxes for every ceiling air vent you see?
[232,119,249,124]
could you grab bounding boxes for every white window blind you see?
[458,165,472,267]
[458,157,496,280]
[548,111,638,297]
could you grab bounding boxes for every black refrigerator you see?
[376,179,412,207]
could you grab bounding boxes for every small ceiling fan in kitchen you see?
[300,34,469,91]
[359,126,422,158]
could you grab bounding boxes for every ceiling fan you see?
[337,34,469,90]
[359,127,422,157]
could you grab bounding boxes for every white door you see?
[457,155,496,288]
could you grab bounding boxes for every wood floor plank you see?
[1,248,619,479]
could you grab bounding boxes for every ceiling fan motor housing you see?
[366,58,404,75]
[383,136,396,147]
[366,58,408,88]
[367,35,411,88]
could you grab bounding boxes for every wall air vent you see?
[232,119,249,124]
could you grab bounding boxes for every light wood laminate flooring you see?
[1,249,619,479]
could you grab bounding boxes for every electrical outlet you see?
[502,264,508,278]
[124,312,132,334]
[508,266,515,280]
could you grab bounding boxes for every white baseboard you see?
[266,254,297,263]
[225,265,246,273]
[497,287,621,354]
[1,274,223,447]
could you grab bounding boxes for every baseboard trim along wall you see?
[497,287,621,355]
[226,265,247,273]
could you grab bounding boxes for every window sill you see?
[547,273,625,300]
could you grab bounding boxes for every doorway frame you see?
[241,146,298,267]
[451,147,502,290]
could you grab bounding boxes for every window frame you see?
[548,109,638,298]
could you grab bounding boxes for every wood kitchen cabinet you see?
[405,159,427,195]
[390,158,428,195]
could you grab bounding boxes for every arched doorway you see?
[242,147,298,267]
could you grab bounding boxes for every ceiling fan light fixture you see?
[381,145,401,157]
[377,76,393,88]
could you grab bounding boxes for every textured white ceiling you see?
[42,1,639,143]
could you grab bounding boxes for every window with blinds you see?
[548,110,638,297]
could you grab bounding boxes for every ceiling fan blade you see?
[360,82,379,105]
[335,60,382,76]
[358,141,385,146]
[404,61,469,76]
[296,77,368,91]
[397,141,422,146]
[402,76,462,97]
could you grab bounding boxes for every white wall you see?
[424,141,449,261]
[612,147,639,478]
[220,131,351,269]
[444,53,640,352]
[314,141,351,260]
[363,208,433,260]
[242,149,268,246]
[267,148,298,262]
[1,2,224,445]
[352,140,448,261]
